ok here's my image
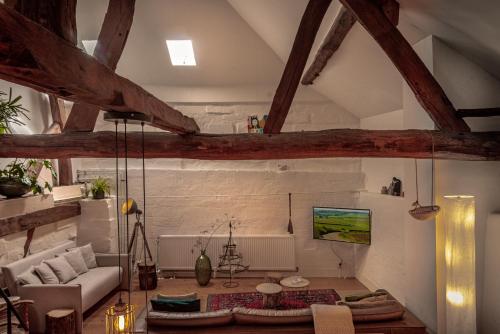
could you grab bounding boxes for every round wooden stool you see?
[46,309,76,334]
[256,283,282,309]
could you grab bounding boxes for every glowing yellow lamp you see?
[441,195,476,333]
[105,303,135,333]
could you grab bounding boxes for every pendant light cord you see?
[414,159,419,203]
[124,119,131,308]
[115,121,122,304]
[141,122,149,327]
[431,134,435,206]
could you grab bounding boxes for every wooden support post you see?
[457,108,500,118]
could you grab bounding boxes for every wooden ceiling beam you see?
[64,0,135,132]
[339,0,470,132]
[0,130,499,161]
[264,0,332,134]
[302,0,398,85]
[457,108,500,118]
[0,3,199,134]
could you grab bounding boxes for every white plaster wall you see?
[358,36,500,333]
[360,109,405,194]
[431,38,500,334]
[78,101,363,277]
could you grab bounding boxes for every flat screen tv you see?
[313,207,371,245]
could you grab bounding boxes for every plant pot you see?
[92,190,105,199]
[0,178,31,198]
[195,251,212,286]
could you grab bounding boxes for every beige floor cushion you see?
[233,307,313,325]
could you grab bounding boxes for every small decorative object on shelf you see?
[91,177,110,199]
[247,115,268,134]
[217,218,249,288]
[0,159,56,198]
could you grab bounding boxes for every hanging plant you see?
[0,159,56,198]
[0,88,30,134]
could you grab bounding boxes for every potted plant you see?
[0,88,29,134]
[0,159,56,198]
[91,177,110,199]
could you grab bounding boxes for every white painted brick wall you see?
[76,102,363,277]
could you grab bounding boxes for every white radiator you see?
[157,235,296,272]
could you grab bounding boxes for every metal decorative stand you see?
[217,221,249,288]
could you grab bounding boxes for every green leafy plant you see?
[0,88,30,134]
[91,177,111,199]
[0,159,56,195]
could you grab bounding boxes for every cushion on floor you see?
[157,292,197,301]
[350,303,405,322]
[150,298,201,312]
[233,307,313,325]
[147,309,233,327]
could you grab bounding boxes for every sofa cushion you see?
[69,243,97,269]
[350,303,405,323]
[233,307,313,325]
[16,266,42,285]
[69,266,122,311]
[34,262,59,284]
[44,257,78,283]
[151,298,201,312]
[61,249,88,275]
[157,292,197,301]
[147,309,232,327]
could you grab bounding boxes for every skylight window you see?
[82,40,97,55]
[166,40,196,66]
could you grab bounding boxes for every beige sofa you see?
[1,240,129,334]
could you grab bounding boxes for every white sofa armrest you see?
[18,284,82,334]
[95,253,130,290]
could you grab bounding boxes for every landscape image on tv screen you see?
[313,207,371,245]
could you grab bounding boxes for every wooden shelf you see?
[0,202,81,238]
[359,191,406,200]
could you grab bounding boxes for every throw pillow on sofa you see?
[232,307,313,325]
[17,266,43,285]
[44,257,77,283]
[157,292,197,301]
[61,249,88,275]
[68,243,97,269]
[34,262,59,284]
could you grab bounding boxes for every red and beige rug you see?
[207,289,340,311]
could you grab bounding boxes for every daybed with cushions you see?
[145,291,426,334]
[1,240,129,334]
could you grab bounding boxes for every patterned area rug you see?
[207,289,340,311]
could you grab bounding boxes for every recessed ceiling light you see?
[166,40,196,66]
[82,40,97,55]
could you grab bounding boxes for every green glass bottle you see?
[195,250,212,286]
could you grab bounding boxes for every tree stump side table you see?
[46,309,76,334]
[256,283,283,309]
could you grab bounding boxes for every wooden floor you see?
[82,276,368,333]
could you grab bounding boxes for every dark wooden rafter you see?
[302,0,399,85]
[0,3,199,134]
[457,108,500,118]
[64,0,135,132]
[0,202,80,238]
[339,0,469,132]
[1,130,499,161]
[301,6,356,85]
[264,0,332,134]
